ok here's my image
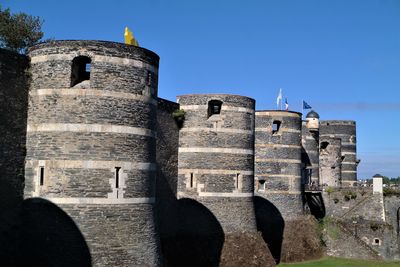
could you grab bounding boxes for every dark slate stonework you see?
[320,120,357,184]
[255,110,303,220]
[0,48,29,265]
[301,121,320,185]
[177,94,257,233]
[61,204,160,266]
[24,41,161,266]
[319,137,342,187]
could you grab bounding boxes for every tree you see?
[0,6,44,53]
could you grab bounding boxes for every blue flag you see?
[303,101,312,109]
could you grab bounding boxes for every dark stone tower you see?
[177,94,257,233]
[255,110,303,219]
[320,120,357,186]
[24,41,161,266]
[301,110,320,187]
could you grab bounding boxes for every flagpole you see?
[302,99,304,119]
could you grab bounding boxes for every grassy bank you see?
[278,257,400,267]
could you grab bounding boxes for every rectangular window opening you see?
[272,120,281,134]
[115,167,121,188]
[39,167,44,186]
[236,173,240,189]
[190,173,194,188]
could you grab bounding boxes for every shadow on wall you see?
[161,198,225,267]
[17,198,92,267]
[304,192,326,219]
[254,196,285,264]
[0,49,29,266]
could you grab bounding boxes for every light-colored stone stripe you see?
[179,169,253,175]
[30,89,157,105]
[255,144,301,148]
[320,134,354,137]
[178,192,253,198]
[25,160,156,171]
[180,104,254,114]
[255,111,300,118]
[94,55,158,74]
[256,174,301,179]
[255,158,302,163]
[30,54,157,74]
[179,147,253,155]
[27,123,155,137]
[44,197,155,205]
[341,142,356,146]
[255,190,301,195]
[341,151,356,155]
[180,127,253,135]
[342,170,357,173]
[341,162,357,165]
[255,128,301,133]
[30,54,73,63]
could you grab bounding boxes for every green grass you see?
[278,257,400,267]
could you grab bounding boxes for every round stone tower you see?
[255,110,303,219]
[24,40,161,266]
[319,136,342,187]
[177,94,257,233]
[320,120,357,186]
[301,110,320,186]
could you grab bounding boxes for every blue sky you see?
[3,0,400,178]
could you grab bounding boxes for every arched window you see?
[70,56,91,87]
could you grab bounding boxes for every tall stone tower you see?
[177,94,257,233]
[320,120,357,186]
[255,110,303,219]
[24,40,161,266]
[301,110,320,187]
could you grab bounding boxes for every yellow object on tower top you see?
[124,27,139,47]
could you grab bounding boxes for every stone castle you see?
[1,40,398,266]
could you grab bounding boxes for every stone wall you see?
[319,137,342,187]
[0,48,29,265]
[320,120,357,185]
[301,121,319,185]
[24,41,161,266]
[255,110,303,220]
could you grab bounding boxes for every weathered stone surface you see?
[177,94,257,233]
[320,120,357,183]
[255,111,303,220]
[24,41,161,266]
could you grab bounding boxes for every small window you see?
[258,180,266,191]
[115,167,121,189]
[272,120,281,134]
[320,141,329,150]
[190,173,194,188]
[236,173,240,189]
[147,71,152,86]
[39,166,44,186]
[208,100,223,117]
[71,56,91,87]
[373,238,381,246]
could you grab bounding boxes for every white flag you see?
[276,88,282,109]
